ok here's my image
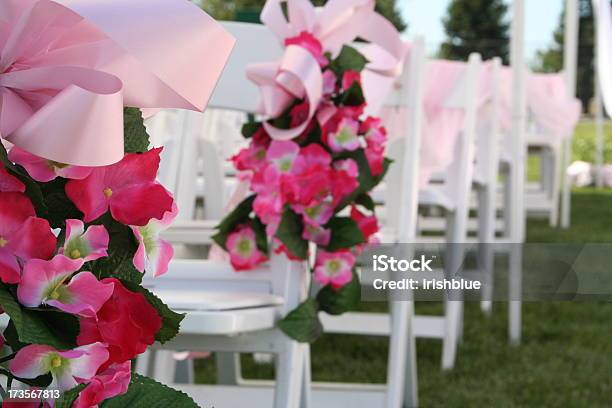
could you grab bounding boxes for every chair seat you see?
[419,185,455,211]
[152,289,284,336]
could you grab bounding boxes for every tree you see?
[535,0,595,111]
[438,0,510,64]
[198,0,407,32]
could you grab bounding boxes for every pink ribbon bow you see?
[0,0,235,166]
[247,0,406,140]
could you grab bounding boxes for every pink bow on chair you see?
[247,0,406,140]
[0,0,235,166]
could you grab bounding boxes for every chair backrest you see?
[383,37,427,243]
[441,53,482,240]
[474,57,502,188]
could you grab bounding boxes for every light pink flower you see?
[17,255,114,317]
[131,203,177,277]
[327,117,361,152]
[314,250,355,290]
[10,342,109,392]
[294,201,334,226]
[60,219,109,262]
[226,225,268,271]
[8,147,93,183]
[360,117,387,148]
[285,31,328,66]
[322,71,337,96]
[73,361,131,408]
[65,148,173,226]
[0,163,24,193]
[266,140,302,175]
[0,192,56,284]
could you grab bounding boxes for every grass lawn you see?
[194,188,612,406]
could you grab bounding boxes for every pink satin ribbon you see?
[0,0,235,166]
[247,0,406,140]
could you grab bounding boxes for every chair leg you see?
[152,350,177,385]
[509,245,522,345]
[385,300,416,408]
[175,359,194,384]
[477,186,495,315]
[549,145,562,227]
[300,346,312,408]
[135,349,153,377]
[442,301,462,370]
[274,339,305,408]
[216,352,242,385]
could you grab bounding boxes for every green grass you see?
[193,189,612,406]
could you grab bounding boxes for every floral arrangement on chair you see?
[213,0,405,342]
[0,0,233,406]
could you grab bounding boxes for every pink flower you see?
[73,361,131,408]
[285,31,327,66]
[131,203,177,277]
[266,140,302,175]
[365,145,386,177]
[10,342,109,392]
[280,145,333,207]
[65,148,173,226]
[8,147,93,183]
[290,101,310,127]
[0,163,24,192]
[226,225,268,271]
[342,71,361,91]
[294,201,334,226]
[231,130,270,173]
[331,163,359,205]
[360,117,387,148]
[17,255,114,317]
[326,117,361,152]
[350,206,379,242]
[0,192,56,284]
[314,250,355,290]
[60,219,109,262]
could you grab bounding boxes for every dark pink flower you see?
[326,117,361,152]
[285,31,327,66]
[8,147,92,183]
[226,225,268,271]
[365,145,386,177]
[73,361,131,408]
[290,101,311,127]
[322,71,337,96]
[360,117,388,148]
[350,206,379,242]
[0,192,56,284]
[65,148,173,226]
[0,163,24,192]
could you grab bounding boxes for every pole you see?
[594,2,605,188]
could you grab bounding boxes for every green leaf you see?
[212,195,256,248]
[40,178,82,228]
[317,272,361,315]
[278,299,323,343]
[330,45,369,75]
[101,374,199,408]
[0,285,78,349]
[252,216,269,254]
[355,193,376,211]
[335,148,389,211]
[275,206,308,260]
[241,121,262,138]
[324,217,366,251]
[124,107,150,153]
[56,384,87,408]
[120,281,185,344]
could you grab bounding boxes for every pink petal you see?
[0,248,21,284]
[63,220,109,262]
[65,342,109,381]
[65,170,111,223]
[149,239,174,277]
[10,344,56,379]
[131,227,146,273]
[0,164,25,192]
[110,183,173,226]
[47,272,114,317]
[104,148,162,190]
[0,192,35,236]
[10,217,57,261]
[8,147,57,182]
[57,165,93,180]
[17,256,84,308]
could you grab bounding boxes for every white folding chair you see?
[137,253,309,408]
